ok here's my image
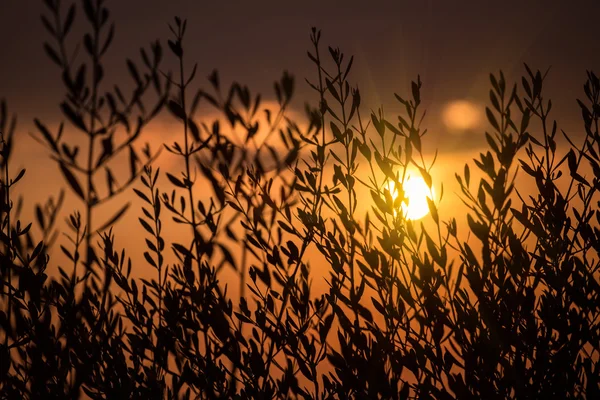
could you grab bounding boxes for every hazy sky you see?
[1,0,599,277]
[2,0,599,192]
[1,0,599,128]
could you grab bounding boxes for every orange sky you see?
[9,101,585,296]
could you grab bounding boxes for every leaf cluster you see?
[1,7,600,399]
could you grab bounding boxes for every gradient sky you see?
[1,0,600,280]
[2,0,599,130]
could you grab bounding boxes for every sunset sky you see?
[2,0,599,128]
[1,0,599,281]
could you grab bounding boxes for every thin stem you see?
[2,133,12,348]
[176,37,202,274]
[261,31,328,392]
[85,1,101,270]
[173,24,216,374]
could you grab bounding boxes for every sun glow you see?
[442,100,482,132]
[387,175,434,220]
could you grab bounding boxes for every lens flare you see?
[442,100,482,132]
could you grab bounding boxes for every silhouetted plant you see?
[1,103,67,398]
[1,4,600,399]
[34,0,169,269]
[0,99,64,263]
[1,101,67,397]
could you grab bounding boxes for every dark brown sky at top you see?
[1,0,600,136]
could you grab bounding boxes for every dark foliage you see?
[1,2,599,398]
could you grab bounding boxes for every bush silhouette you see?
[1,1,600,399]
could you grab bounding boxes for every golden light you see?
[387,175,435,220]
[442,100,482,132]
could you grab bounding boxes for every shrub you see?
[1,1,599,398]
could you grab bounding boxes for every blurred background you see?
[1,0,599,287]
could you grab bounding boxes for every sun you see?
[387,175,434,220]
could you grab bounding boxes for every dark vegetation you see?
[1,0,600,398]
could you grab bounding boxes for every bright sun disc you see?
[387,176,434,220]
